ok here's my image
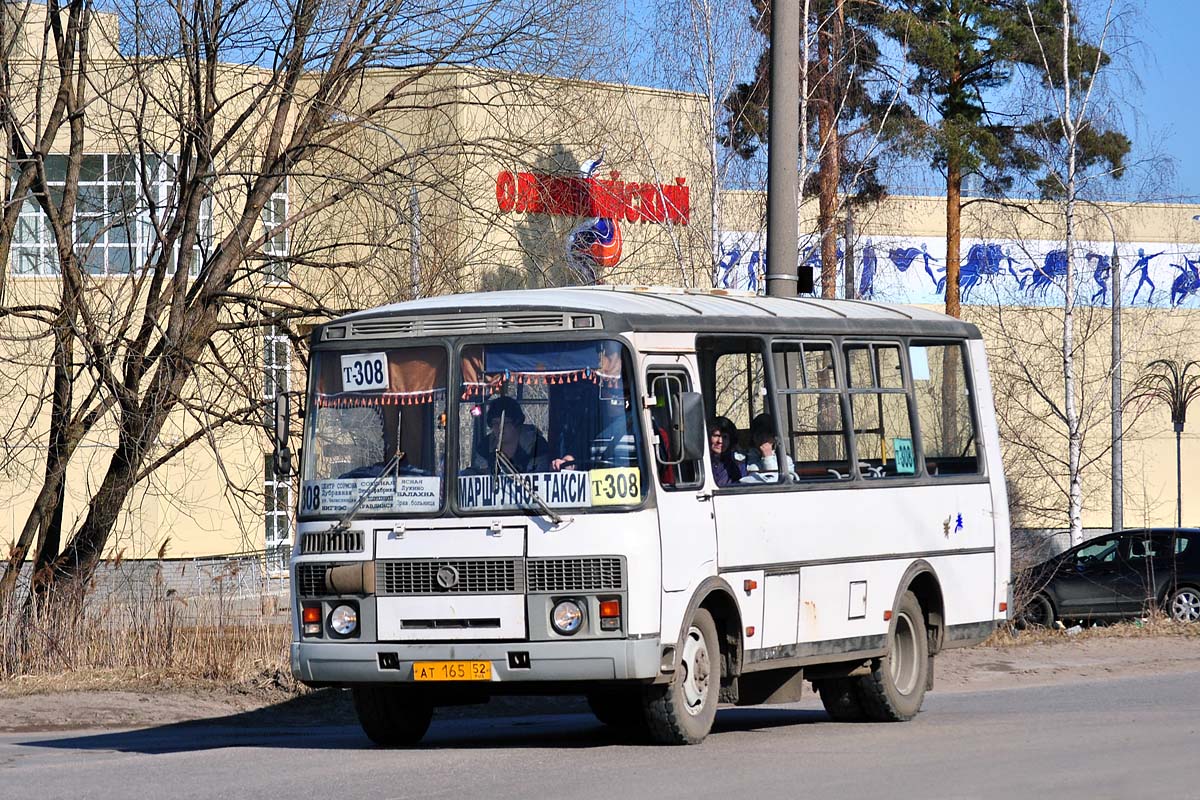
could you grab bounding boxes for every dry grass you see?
[986,613,1200,648]
[1,571,295,697]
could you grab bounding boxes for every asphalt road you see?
[2,671,1197,800]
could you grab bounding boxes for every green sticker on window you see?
[893,438,915,474]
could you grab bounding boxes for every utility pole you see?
[1110,241,1122,531]
[766,0,800,298]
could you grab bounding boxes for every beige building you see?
[1,7,1197,567]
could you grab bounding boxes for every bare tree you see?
[0,0,601,604]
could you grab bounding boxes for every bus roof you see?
[322,286,981,341]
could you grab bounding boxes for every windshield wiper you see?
[328,449,403,534]
[493,448,563,525]
[491,408,562,524]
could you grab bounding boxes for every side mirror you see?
[678,392,706,462]
[272,393,292,476]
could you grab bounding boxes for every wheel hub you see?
[680,625,710,715]
[1172,590,1200,622]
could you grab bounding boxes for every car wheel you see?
[641,608,720,745]
[352,686,434,747]
[854,591,929,722]
[1167,586,1200,623]
[1018,593,1055,628]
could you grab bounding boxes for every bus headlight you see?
[551,599,584,635]
[330,604,359,637]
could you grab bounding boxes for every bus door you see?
[646,362,716,593]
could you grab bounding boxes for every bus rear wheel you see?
[642,608,720,745]
[352,685,434,747]
[855,591,929,722]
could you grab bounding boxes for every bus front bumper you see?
[292,637,663,685]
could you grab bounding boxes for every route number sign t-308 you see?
[340,352,388,392]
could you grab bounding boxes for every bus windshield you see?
[457,339,645,512]
[300,345,447,517]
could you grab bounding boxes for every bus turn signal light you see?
[302,605,322,636]
[599,599,620,631]
[883,610,893,621]
[999,602,1008,613]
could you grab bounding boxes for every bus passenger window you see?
[772,342,850,481]
[698,336,779,488]
[844,343,915,479]
[909,342,979,475]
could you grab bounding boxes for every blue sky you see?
[618,0,1198,202]
[1134,2,1200,200]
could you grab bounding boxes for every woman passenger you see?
[708,416,741,486]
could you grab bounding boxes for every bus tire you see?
[586,688,647,730]
[352,686,434,747]
[814,678,867,722]
[855,591,929,722]
[641,608,720,745]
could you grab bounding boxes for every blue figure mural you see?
[1126,248,1164,304]
[1014,250,1068,296]
[935,243,1006,302]
[887,243,940,289]
[716,246,764,293]
[1170,255,1200,307]
[717,248,741,289]
[858,238,878,299]
[746,250,763,293]
[1086,252,1111,305]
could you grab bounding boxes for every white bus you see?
[284,286,1010,745]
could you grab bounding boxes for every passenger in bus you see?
[739,413,795,483]
[474,395,551,473]
[552,340,634,471]
[708,416,741,486]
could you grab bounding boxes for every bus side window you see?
[773,341,851,481]
[648,370,701,489]
[699,336,779,487]
[909,341,980,475]
[844,342,916,479]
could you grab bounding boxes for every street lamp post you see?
[1129,359,1200,528]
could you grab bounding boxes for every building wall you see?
[0,11,1196,559]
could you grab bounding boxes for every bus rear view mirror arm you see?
[272,392,292,477]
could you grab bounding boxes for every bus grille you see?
[378,559,521,595]
[296,563,328,597]
[300,529,363,555]
[526,557,624,593]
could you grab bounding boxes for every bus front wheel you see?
[855,590,929,722]
[642,608,720,744]
[352,686,434,747]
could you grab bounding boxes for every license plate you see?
[412,660,493,681]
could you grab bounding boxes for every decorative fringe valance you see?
[317,388,447,409]
[459,370,622,400]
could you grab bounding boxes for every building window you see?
[11,154,211,276]
[262,180,288,284]
[263,321,289,426]
[263,320,291,550]
[264,453,291,549]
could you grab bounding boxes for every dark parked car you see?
[1018,528,1200,626]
